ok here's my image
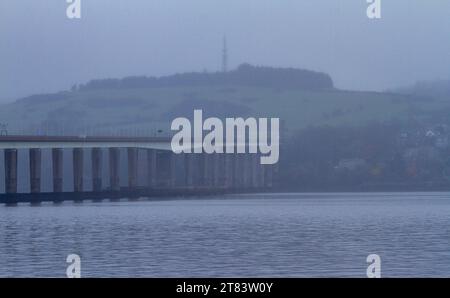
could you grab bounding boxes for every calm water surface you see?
[1,192,449,277]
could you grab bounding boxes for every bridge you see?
[0,135,275,204]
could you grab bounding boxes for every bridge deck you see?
[0,135,173,150]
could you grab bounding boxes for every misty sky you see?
[1,0,450,102]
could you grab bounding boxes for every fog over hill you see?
[3,1,450,101]
[391,80,450,100]
[0,64,444,137]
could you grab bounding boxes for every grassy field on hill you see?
[0,84,444,136]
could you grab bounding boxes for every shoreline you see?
[1,187,449,206]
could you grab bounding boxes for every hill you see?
[0,64,443,136]
[392,80,450,100]
[75,63,334,92]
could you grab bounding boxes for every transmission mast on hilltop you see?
[222,36,228,73]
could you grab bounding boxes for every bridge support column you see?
[128,148,138,189]
[271,162,279,188]
[218,148,226,188]
[198,153,206,187]
[163,151,175,187]
[243,154,253,189]
[203,154,214,187]
[194,154,202,187]
[109,148,120,191]
[184,154,194,188]
[92,148,103,192]
[73,148,84,192]
[212,153,220,187]
[252,154,259,189]
[258,162,266,189]
[156,151,174,188]
[147,149,156,188]
[264,165,273,188]
[233,154,242,189]
[224,154,235,189]
[52,148,63,193]
[169,152,176,187]
[5,149,18,194]
[213,154,223,188]
[29,148,41,193]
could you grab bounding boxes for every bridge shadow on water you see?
[0,187,271,206]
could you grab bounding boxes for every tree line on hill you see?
[75,63,334,92]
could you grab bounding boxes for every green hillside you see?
[0,65,445,136]
[0,86,436,135]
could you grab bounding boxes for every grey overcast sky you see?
[1,0,450,102]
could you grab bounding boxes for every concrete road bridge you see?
[0,135,275,204]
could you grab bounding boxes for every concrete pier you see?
[242,154,253,189]
[214,154,224,187]
[264,165,273,188]
[109,148,120,191]
[52,148,63,193]
[73,148,84,192]
[4,149,18,194]
[203,154,214,187]
[258,163,266,188]
[212,153,220,187]
[92,148,103,192]
[233,154,243,189]
[224,154,235,188]
[29,148,41,193]
[127,148,138,188]
[184,154,195,188]
[251,154,260,189]
[198,154,206,187]
[155,151,174,187]
[168,152,176,187]
[147,149,156,188]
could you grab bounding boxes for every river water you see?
[0,192,449,277]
